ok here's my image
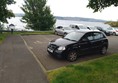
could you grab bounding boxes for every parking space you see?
[22,35,118,71]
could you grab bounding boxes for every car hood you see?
[50,38,76,46]
[64,30,74,33]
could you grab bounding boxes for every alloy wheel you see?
[101,46,107,55]
[67,51,77,62]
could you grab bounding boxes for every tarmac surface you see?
[22,35,118,71]
[0,34,118,83]
[0,35,49,83]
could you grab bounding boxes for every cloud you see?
[7,0,118,21]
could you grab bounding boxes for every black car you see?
[47,31,108,62]
[95,26,111,36]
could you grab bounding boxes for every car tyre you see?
[113,32,116,36]
[64,33,67,36]
[67,51,78,62]
[55,31,58,35]
[100,46,107,55]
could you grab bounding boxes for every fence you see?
[0,29,14,34]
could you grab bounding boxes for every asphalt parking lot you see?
[22,35,118,71]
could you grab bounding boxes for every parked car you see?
[113,28,118,35]
[87,26,99,31]
[95,26,111,36]
[106,27,118,36]
[54,26,74,36]
[69,24,90,31]
[47,31,108,62]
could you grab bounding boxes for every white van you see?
[69,24,90,31]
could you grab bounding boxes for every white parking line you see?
[20,35,47,73]
[29,46,33,49]
[34,41,47,44]
[34,41,41,44]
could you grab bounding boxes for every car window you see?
[84,33,94,41]
[100,33,106,38]
[75,25,80,29]
[96,27,102,30]
[64,27,72,30]
[87,35,93,40]
[89,26,98,30]
[93,33,101,40]
[107,27,113,30]
[93,32,105,40]
[79,26,88,29]
[70,25,75,28]
[114,28,118,30]
[56,26,63,29]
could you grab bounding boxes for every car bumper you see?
[105,32,111,36]
[115,32,118,35]
[47,49,66,58]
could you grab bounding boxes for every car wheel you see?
[100,46,107,55]
[64,33,67,36]
[67,51,78,62]
[113,32,116,36]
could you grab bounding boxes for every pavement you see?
[0,35,49,83]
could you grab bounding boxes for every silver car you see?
[87,26,99,31]
[107,27,117,35]
[54,26,74,36]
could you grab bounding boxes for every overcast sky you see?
[8,0,118,21]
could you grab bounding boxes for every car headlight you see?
[58,46,66,51]
[48,42,51,45]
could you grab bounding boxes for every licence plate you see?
[48,48,53,53]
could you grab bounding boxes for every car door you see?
[56,27,64,35]
[91,32,104,51]
[59,28,64,35]
[78,33,93,55]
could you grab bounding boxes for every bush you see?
[105,21,118,27]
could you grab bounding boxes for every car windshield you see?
[114,28,118,30]
[64,27,72,30]
[89,26,97,30]
[107,27,113,30]
[79,25,88,29]
[64,32,84,41]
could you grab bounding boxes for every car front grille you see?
[48,44,58,50]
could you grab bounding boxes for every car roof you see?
[87,26,95,27]
[113,27,118,29]
[70,23,85,26]
[74,30,102,33]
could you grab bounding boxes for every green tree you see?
[0,0,15,33]
[87,0,118,12]
[21,0,56,31]
[0,0,15,23]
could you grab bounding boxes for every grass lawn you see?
[14,31,54,35]
[48,54,118,83]
[0,33,10,44]
[0,31,54,44]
